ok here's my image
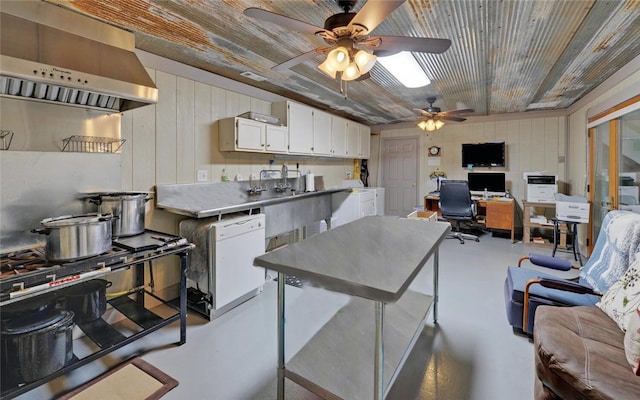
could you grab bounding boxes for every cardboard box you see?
[555,201,590,223]
[407,210,438,222]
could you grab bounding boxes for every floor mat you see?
[57,357,178,400]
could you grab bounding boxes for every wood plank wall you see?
[119,66,354,290]
[378,115,566,225]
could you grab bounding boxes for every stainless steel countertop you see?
[156,181,350,218]
[253,216,451,302]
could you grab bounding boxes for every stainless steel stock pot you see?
[87,192,150,238]
[33,213,113,261]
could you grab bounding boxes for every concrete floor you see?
[15,230,581,400]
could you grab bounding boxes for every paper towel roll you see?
[305,173,315,192]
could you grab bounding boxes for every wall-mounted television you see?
[461,142,506,167]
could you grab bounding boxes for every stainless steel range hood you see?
[0,1,157,113]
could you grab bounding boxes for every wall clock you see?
[428,146,441,157]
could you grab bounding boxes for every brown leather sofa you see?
[534,305,640,399]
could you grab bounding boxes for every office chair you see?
[504,210,640,335]
[439,180,479,244]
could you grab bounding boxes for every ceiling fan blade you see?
[348,0,406,36]
[442,108,475,115]
[244,7,328,35]
[272,49,324,71]
[375,36,452,54]
[413,108,432,117]
[440,115,467,122]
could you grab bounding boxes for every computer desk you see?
[424,194,515,242]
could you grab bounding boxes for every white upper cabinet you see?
[219,117,288,153]
[345,121,359,158]
[265,124,288,153]
[331,116,347,157]
[272,101,314,154]
[217,100,367,158]
[359,123,371,159]
[313,109,332,156]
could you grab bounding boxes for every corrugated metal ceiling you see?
[45,0,640,125]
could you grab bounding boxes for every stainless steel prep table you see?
[253,216,450,400]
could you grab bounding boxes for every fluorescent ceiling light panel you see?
[377,52,430,88]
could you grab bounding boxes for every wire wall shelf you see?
[62,135,126,153]
[0,130,14,150]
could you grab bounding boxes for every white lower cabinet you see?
[332,190,376,227]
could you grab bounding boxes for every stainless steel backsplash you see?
[0,151,121,250]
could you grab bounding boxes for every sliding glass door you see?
[590,123,612,238]
[589,104,640,246]
[618,109,640,211]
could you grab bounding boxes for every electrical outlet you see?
[197,170,208,182]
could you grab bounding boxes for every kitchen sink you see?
[262,192,332,238]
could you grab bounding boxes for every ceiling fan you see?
[415,97,474,131]
[243,0,451,82]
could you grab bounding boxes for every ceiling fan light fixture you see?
[341,62,361,81]
[417,118,444,132]
[354,50,377,74]
[318,59,338,78]
[326,46,350,71]
[378,51,431,88]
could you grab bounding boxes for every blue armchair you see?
[504,210,640,335]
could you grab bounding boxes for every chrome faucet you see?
[281,163,288,185]
[248,171,267,195]
[274,163,291,192]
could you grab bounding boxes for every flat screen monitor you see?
[468,172,506,193]
[461,142,505,167]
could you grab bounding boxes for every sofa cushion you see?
[598,257,640,331]
[534,305,640,399]
[580,210,640,294]
[625,306,640,376]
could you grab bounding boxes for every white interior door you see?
[381,137,418,216]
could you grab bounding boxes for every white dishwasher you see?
[179,213,266,320]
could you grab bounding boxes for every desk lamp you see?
[429,168,447,192]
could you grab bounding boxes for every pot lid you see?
[1,292,60,318]
[85,191,152,198]
[40,213,113,227]
[1,310,73,335]
[59,279,109,295]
